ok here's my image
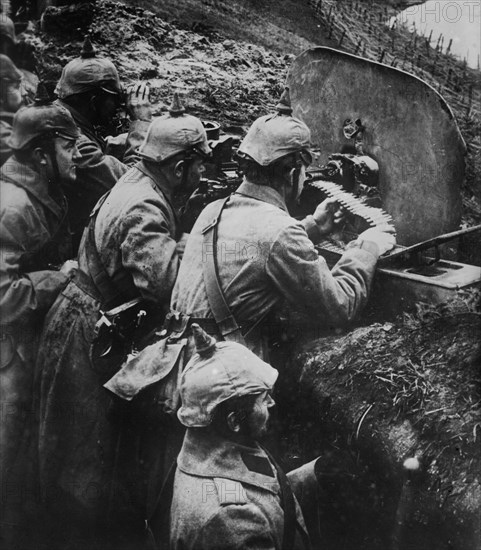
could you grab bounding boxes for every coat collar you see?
[235,178,288,213]
[0,156,66,220]
[0,110,14,125]
[56,99,105,149]
[178,428,280,495]
[135,160,176,204]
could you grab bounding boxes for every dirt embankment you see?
[280,308,481,550]
[35,0,302,129]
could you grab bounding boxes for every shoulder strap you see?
[146,460,177,550]
[201,197,246,345]
[262,447,312,550]
[84,192,135,307]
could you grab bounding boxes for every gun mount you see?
[287,47,481,317]
[178,124,243,233]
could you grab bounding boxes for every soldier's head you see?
[55,37,124,125]
[238,87,312,210]
[178,325,278,442]
[0,54,23,112]
[8,86,81,185]
[138,93,211,193]
[0,14,17,59]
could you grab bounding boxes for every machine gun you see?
[287,47,481,317]
[179,126,243,232]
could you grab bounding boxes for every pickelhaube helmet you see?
[138,93,211,163]
[238,87,312,166]
[55,37,122,99]
[8,84,80,150]
[0,53,22,83]
[177,324,278,428]
[0,14,17,44]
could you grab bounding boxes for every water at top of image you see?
[394,0,481,69]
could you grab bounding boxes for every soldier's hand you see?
[312,198,344,236]
[126,83,152,122]
[60,259,79,279]
[358,227,396,256]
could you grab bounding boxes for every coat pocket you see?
[0,332,15,369]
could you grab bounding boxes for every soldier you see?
[0,13,39,104]
[0,54,24,165]
[35,95,211,549]
[55,36,152,251]
[0,95,80,547]
[149,324,312,549]
[122,90,395,371]
[172,92,396,357]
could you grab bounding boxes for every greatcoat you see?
[35,161,185,548]
[171,178,379,359]
[0,156,72,539]
[56,99,149,252]
[163,429,311,550]
[0,110,14,166]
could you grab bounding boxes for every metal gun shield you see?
[287,47,465,246]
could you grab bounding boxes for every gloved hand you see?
[126,82,152,122]
[312,198,345,236]
[357,227,396,256]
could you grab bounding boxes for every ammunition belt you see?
[307,179,395,231]
[307,178,396,257]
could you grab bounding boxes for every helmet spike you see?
[168,92,185,117]
[276,86,292,115]
[80,36,96,59]
[191,323,217,358]
[34,82,52,106]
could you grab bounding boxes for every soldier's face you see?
[247,391,275,440]
[3,79,23,111]
[96,92,121,125]
[184,156,206,191]
[52,137,81,184]
[295,164,307,201]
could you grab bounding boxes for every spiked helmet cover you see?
[238,87,312,166]
[55,37,122,99]
[8,87,80,150]
[138,93,211,163]
[177,324,278,428]
[0,53,22,83]
[0,14,17,44]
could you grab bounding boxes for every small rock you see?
[222,39,235,50]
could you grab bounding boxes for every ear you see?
[226,411,241,433]
[32,146,49,166]
[173,159,185,180]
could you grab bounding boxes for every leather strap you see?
[146,460,177,550]
[262,447,312,550]
[84,192,137,308]
[201,197,246,345]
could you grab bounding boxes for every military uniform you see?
[35,160,185,547]
[0,110,14,165]
[57,99,150,252]
[0,156,72,541]
[171,179,379,359]
[168,429,310,550]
